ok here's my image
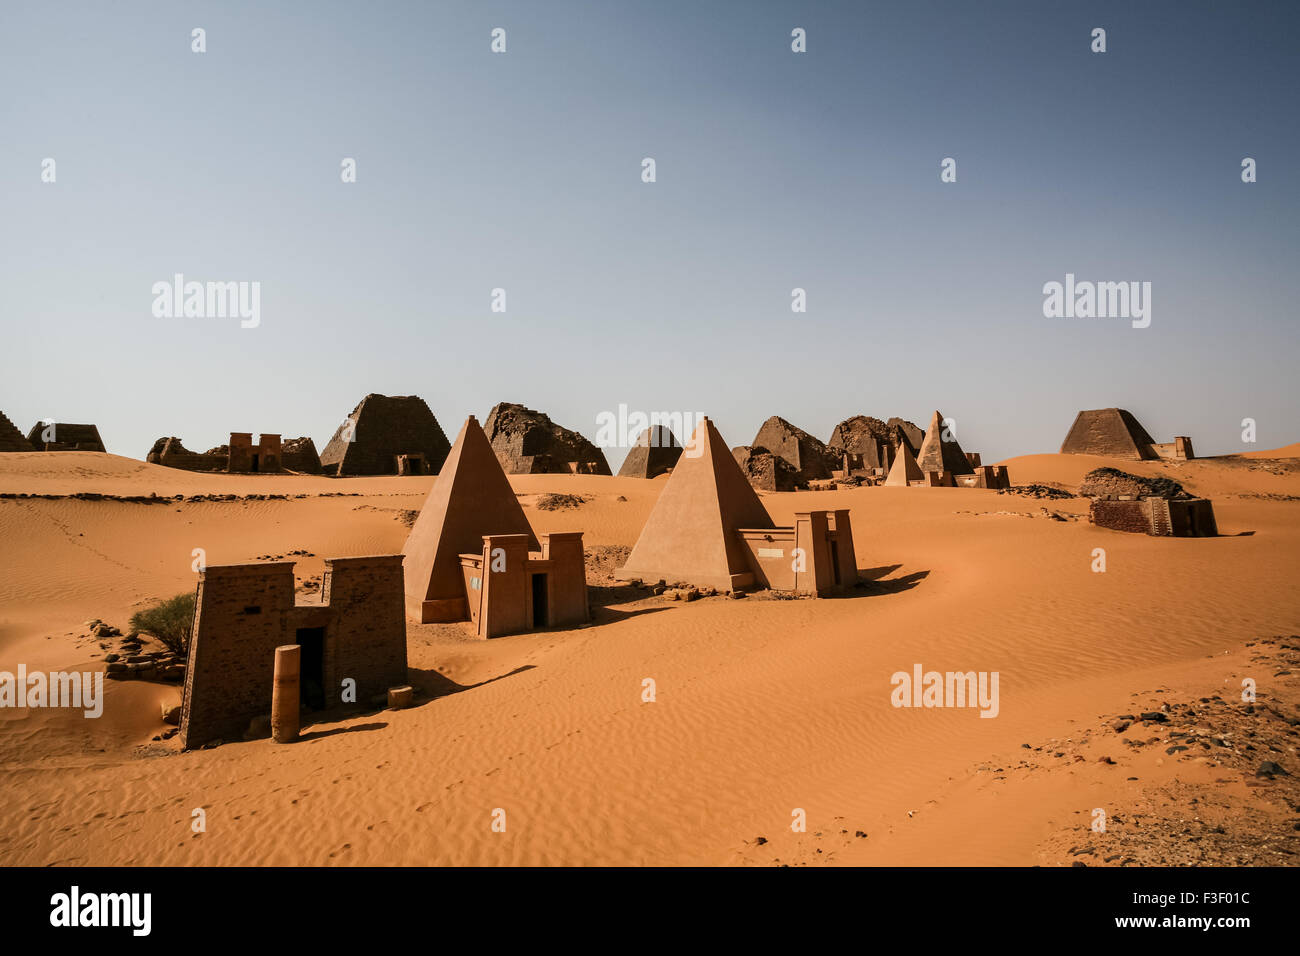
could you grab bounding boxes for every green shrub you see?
[129,592,196,655]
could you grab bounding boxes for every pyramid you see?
[915,410,975,476]
[883,441,923,486]
[320,394,451,476]
[402,416,539,622]
[26,422,105,452]
[484,402,612,475]
[617,425,682,478]
[617,417,775,591]
[1060,408,1156,459]
[0,411,34,452]
[751,416,838,484]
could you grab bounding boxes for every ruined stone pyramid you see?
[617,416,774,591]
[402,415,538,623]
[1060,408,1156,459]
[484,402,612,475]
[320,393,451,476]
[0,411,34,452]
[617,425,682,478]
[915,410,975,476]
[883,440,924,486]
[751,416,838,484]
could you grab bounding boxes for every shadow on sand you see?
[298,720,389,741]
[405,663,537,703]
[848,565,930,597]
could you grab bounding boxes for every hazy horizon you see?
[2,0,1297,471]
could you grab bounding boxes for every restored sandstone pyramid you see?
[915,410,974,476]
[320,394,451,476]
[402,416,539,623]
[751,416,838,486]
[617,416,775,591]
[617,426,682,479]
[0,411,34,452]
[1060,408,1157,459]
[883,441,924,486]
[484,402,611,475]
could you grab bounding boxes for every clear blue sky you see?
[2,0,1296,468]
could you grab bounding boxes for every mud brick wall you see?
[162,449,226,470]
[319,556,407,701]
[180,563,296,748]
[1089,498,1155,535]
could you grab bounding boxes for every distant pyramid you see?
[320,394,451,476]
[1060,408,1157,459]
[915,410,974,476]
[484,402,611,475]
[883,441,924,486]
[617,425,682,478]
[26,422,105,452]
[888,417,924,455]
[617,416,774,591]
[751,416,838,485]
[0,411,34,452]
[402,416,538,622]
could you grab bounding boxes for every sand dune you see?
[0,448,1296,866]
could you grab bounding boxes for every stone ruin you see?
[828,415,922,477]
[617,417,859,596]
[871,410,1009,488]
[0,411,34,452]
[1081,467,1217,537]
[320,393,451,476]
[1061,408,1195,461]
[617,425,682,479]
[402,415,590,636]
[744,416,840,488]
[25,421,105,452]
[483,402,611,475]
[179,554,408,749]
[147,434,322,473]
[731,445,802,492]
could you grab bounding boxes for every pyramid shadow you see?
[858,564,903,582]
[405,663,536,703]
[850,567,930,596]
[589,602,675,625]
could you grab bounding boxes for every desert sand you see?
[0,447,1297,866]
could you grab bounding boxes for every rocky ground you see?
[1035,637,1300,865]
